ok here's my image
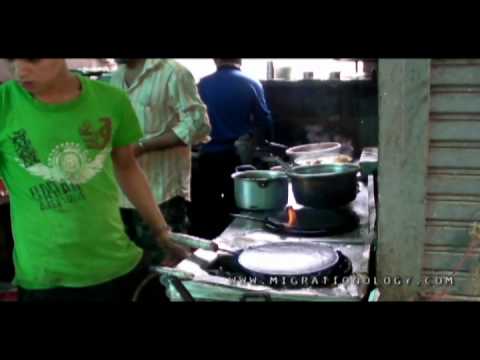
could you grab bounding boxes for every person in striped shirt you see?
[110,59,211,257]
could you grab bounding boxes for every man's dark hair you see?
[215,59,242,66]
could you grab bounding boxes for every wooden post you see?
[377,59,431,301]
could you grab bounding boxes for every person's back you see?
[198,61,272,153]
[192,59,272,239]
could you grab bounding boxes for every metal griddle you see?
[207,241,353,289]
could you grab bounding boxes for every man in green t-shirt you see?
[0,59,191,302]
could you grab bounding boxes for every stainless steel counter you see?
[166,177,376,302]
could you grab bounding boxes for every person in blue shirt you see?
[193,59,273,239]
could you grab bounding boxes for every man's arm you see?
[112,144,191,265]
[134,130,185,157]
[0,179,7,199]
[134,67,211,157]
[251,81,274,141]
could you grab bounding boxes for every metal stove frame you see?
[165,176,376,302]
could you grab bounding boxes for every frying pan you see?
[205,241,353,289]
[157,233,353,291]
[230,207,359,237]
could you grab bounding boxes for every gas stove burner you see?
[264,206,359,237]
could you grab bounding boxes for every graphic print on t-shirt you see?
[79,118,113,150]
[23,142,111,185]
[10,118,113,211]
[29,181,86,211]
[10,129,41,168]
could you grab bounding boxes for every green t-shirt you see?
[0,76,144,290]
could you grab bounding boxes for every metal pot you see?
[288,163,360,208]
[231,166,289,211]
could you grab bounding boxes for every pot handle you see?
[235,164,257,172]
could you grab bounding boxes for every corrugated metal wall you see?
[423,59,480,300]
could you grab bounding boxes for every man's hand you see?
[161,241,192,267]
[0,181,8,199]
[135,131,187,154]
[111,145,191,266]
[155,230,192,267]
[133,143,146,158]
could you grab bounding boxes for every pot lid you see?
[286,142,341,155]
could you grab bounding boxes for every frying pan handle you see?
[240,293,272,302]
[264,140,288,151]
[230,213,267,224]
[169,232,219,251]
[151,266,195,280]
